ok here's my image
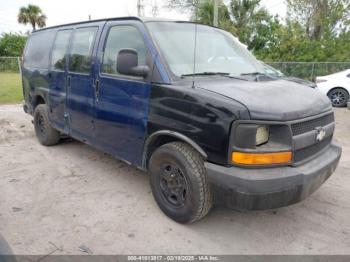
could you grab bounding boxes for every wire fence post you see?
[213,0,219,27]
[311,62,315,81]
[17,57,22,77]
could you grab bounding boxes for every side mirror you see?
[116,48,149,78]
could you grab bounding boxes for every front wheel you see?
[34,104,61,146]
[328,88,349,107]
[149,142,212,224]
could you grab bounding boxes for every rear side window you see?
[24,31,55,69]
[102,25,147,76]
[69,27,98,74]
[51,30,72,71]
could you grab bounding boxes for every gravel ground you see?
[0,104,350,255]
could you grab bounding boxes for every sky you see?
[0,0,287,34]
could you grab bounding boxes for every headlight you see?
[231,123,292,166]
[256,125,269,146]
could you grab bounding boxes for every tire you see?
[34,104,60,146]
[0,234,13,256]
[149,142,212,224]
[328,88,349,107]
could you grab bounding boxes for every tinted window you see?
[102,26,147,76]
[24,31,55,69]
[69,27,98,73]
[51,30,72,71]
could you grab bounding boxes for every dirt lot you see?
[0,104,350,255]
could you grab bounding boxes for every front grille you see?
[291,113,334,136]
[293,136,332,162]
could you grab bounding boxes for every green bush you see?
[0,57,20,73]
[0,33,27,57]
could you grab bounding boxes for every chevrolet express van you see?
[22,17,342,223]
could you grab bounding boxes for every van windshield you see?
[146,22,266,78]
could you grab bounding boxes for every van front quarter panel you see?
[145,82,250,167]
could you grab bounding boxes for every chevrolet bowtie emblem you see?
[315,127,326,142]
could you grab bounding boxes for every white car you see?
[316,69,350,107]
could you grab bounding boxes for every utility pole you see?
[137,0,144,17]
[213,0,218,27]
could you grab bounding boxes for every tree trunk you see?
[31,22,36,31]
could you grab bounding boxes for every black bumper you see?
[205,142,342,210]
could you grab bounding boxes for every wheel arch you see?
[327,86,350,97]
[33,95,46,109]
[31,87,49,111]
[142,130,208,170]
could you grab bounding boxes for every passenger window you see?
[24,31,55,69]
[51,30,72,71]
[69,27,98,73]
[102,26,147,76]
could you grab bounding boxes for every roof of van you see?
[34,16,188,32]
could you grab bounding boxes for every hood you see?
[196,78,332,121]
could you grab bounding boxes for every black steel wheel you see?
[34,104,60,146]
[149,142,212,224]
[0,234,16,260]
[328,88,349,107]
[159,162,189,208]
[37,114,46,136]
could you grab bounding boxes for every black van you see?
[22,17,341,223]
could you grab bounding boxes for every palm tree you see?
[18,4,47,31]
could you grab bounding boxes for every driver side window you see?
[102,25,147,76]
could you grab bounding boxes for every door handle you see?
[67,76,71,88]
[94,79,100,97]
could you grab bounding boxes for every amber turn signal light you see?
[232,151,292,166]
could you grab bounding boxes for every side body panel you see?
[94,20,167,167]
[49,63,69,130]
[22,30,56,114]
[48,29,73,132]
[146,83,250,167]
[66,23,105,142]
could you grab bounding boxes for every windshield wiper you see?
[241,72,268,77]
[241,72,275,81]
[241,72,272,78]
[182,72,249,81]
[181,72,230,77]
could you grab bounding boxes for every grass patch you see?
[0,72,23,104]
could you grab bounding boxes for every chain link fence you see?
[267,62,350,81]
[0,57,22,104]
[1,57,350,104]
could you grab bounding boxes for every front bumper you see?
[205,141,342,210]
